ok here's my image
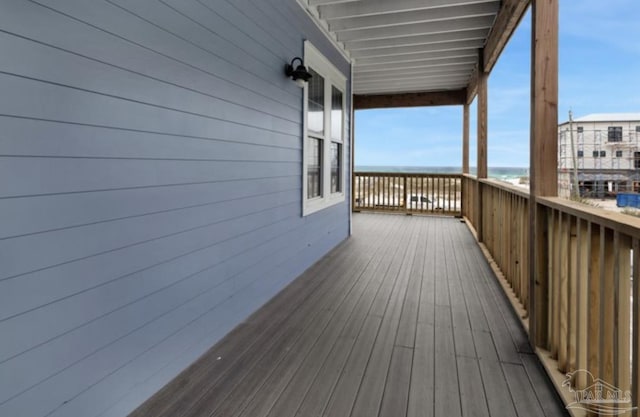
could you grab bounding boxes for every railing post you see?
[402,175,407,213]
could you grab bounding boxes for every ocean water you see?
[355,166,529,181]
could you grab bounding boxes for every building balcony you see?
[129,211,567,417]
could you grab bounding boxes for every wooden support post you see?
[528,0,559,348]
[463,103,470,174]
[477,72,488,179]
[476,66,488,241]
[350,99,356,223]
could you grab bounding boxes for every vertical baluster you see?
[587,223,601,386]
[614,232,631,401]
[382,174,385,210]
[420,176,424,213]
[568,216,578,372]
[548,209,557,354]
[631,238,639,417]
[448,176,452,213]
[514,197,521,301]
[553,211,562,359]
[523,197,528,305]
[576,219,590,389]
[358,174,362,209]
[391,175,395,210]
[401,175,406,212]
[600,228,615,387]
[558,213,570,372]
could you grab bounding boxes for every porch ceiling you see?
[302,0,528,101]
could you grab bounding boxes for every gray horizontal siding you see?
[0,0,351,416]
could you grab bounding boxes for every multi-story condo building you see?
[558,113,640,198]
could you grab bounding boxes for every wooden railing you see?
[353,172,462,216]
[462,176,640,416]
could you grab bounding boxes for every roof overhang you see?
[299,0,531,108]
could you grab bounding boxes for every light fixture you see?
[285,57,312,86]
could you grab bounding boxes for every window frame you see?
[608,126,623,142]
[302,41,347,216]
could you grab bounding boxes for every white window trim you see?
[302,41,348,216]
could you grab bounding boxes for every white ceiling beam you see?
[309,0,357,6]
[318,0,496,20]
[355,70,472,84]
[345,28,490,50]
[355,75,470,88]
[355,66,473,81]
[356,56,477,72]
[328,2,500,32]
[356,49,477,66]
[355,82,470,95]
[354,62,476,74]
[355,83,468,95]
[351,39,484,59]
[337,15,495,42]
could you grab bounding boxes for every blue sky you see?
[354,0,640,168]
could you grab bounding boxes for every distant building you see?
[558,113,640,198]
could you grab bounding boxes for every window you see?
[302,41,347,216]
[306,68,324,200]
[307,137,322,198]
[330,86,343,193]
[616,150,623,158]
[608,126,622,142]
[636,126,640,133]
[577,126,584,133]
[330,142,341,193]
[600,150,606,157]
[635,152,640,169]
[577,150,584,158]
[593,150,599,158]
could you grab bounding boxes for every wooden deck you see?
[129,213,568,417]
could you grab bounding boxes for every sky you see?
[354,0,640,168]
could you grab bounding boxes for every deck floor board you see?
[129,214,567,417]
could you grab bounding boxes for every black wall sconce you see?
[285,57,312,85]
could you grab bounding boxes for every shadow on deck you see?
[130,213,568,417]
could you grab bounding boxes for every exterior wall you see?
[0,1,350,417]
[558,119,640,196]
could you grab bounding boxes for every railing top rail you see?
[355,172,463,178]
[538,196,640,238]
[479,178,530,199]
[477,178,640,236]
